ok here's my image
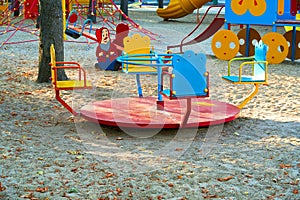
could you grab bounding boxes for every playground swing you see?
[222,41,268,109]
[65,10,93,39]
[49,44,92,116]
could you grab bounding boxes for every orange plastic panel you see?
[261,32,288,64]
[277,0,284,15]
[237,28,261,56]
[230,0,248,15]
[230,0,266,16]
[212,30,239,60]
[283,30,300,60]
[248,0,267,16]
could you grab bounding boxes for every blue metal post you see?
[245,24,250,56]
[291,26,296,61]
[136,74,143,97]
[157,58,163,102]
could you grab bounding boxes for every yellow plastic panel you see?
[123,34,156,73]
[56,80,92,89]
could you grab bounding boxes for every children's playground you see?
[0,0,300,199]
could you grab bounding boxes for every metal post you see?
[120,0,128,20]
[212,0,218,5]
[158,0,163,8]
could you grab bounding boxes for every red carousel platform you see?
[80,97,240,129]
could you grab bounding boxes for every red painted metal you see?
[291,0,297,16]
[80,97,240,129]
[24,0,39,19]
[167,5,225,52]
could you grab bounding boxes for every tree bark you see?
[37,0,67,83]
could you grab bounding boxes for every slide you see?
[156,0,212,20]
[167,5,225,52]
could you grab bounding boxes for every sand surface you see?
[0,8,300,199]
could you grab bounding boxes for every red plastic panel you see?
[291,0,297,16]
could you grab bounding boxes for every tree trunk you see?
[37,0,67,83]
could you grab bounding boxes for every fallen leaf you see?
[279,164,292,169]
[116,187,122,195]
[175,148,183,151]
[36,187,48,193]
[203,194,218,198]
[201,187,209,194]
[168,183,174,187]
[217,175,234,182]
[11,112,18,116]
[128,190,133,197]
[245,174,253,178]
[23,91,32,95]
[86,182,95,187]
[103,172,115,179]
[0,182,6,192]
[67,150,81,155]
[71,168,78,173]
[293,189,298,194]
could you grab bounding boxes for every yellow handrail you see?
[227,56,254,76]
[238,60,268,83]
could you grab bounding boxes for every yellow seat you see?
[55,80,92,89]
[122,34,157,73]
[49,44,92,115]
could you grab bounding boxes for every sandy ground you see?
[0,8,300,200]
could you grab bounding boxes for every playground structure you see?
[65,10,130,70]
[50,29,271,128]
[156,0,212,20]
[0,0,40,47]
[165,0,300,64]
[0,0,156,48]
[211,0,300,64]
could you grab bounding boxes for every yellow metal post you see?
[62,0,66,40]
[238,84,259,109]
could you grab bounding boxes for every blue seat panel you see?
[222,76,265,83]
[161,89,207,99]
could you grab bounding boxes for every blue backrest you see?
[253,41,268,78]
[172,51,208,97]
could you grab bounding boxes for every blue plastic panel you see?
[222,76,265,83]
[225,0,277,25]
[171,51,208,97]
